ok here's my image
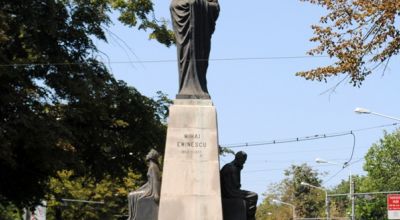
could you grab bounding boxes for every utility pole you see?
[326,195,330,220]
[349,173,355,220]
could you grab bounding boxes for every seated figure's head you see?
[234,151,247,167]
[146,149,160,162]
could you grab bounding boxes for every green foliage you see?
[355,193,387,219]
[257,164,325,219]
[45,170,141,220]
[328,179,350,218]
[256,189,292,220]
[0,0,171,208]
[0,200,22,220]
[364,129,400,190]
[298,0,400,86]
[283,164,325,218]
[219,146,235,156]
[354,129,400,219]
[108,0,174,46]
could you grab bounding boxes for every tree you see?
[355,129,400,219]
[328,179,350,218]
[45,170,142,220]
[0,0,171,208]
[328,175,372,219]
[364,129,400,190]
[256,186,293,220]
[257,164,325,219]
[297,0,400,86]
[0,201,22,220]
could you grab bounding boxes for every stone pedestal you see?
[158,99,223,220]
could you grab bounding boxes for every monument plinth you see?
[158,99,223,220]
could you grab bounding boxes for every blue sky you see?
[95,0,400,202]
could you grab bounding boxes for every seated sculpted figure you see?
[127,149,161,220]
[220,151,258,220]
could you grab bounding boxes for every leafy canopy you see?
[257,164,325,219]
[355,129,400,219]
[0,0,171,208]
[45,170,142,220]
[297,0,400,86]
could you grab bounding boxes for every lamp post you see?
[301,182,330,220]
[316,158,355,220]
[272,199,296,220]
[354,107,400,122]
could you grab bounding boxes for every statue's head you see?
[234,151,247,167]
[146,149,160,162]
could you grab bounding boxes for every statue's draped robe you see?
[170,0,220,99]
[127,162,161,220]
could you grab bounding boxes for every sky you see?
[95,0,400,203]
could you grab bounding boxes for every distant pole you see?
[350,172,355,220]
[293,206,296,220]
[23,209,31,220]
[325,192,330,220]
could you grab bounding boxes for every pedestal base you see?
[158,99,223,220]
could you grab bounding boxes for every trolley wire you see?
[222,123,398,149]
[0,55,329,67]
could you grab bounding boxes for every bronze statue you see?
[220,151,258,220]
[170,0,220,99]
[127,150,161,220]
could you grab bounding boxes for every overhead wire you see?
[222,122,398,148]
[221,123,399,184]
[343,132,356,168]
[322,155,366,185]
[244,164,339,173]
[323,168,346,184]
[0,55,329,67]
[249,157,364,165]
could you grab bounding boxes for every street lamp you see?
[354,107,400,122]
[301,182,330,220]
[272,199,296,220]
[315,158,338,165]
[316,158,355,220]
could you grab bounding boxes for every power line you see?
[245,147,360,156]
[250,157,364,164]
[322,158,365,185]
[222,123,399,148]
[243,164,338,173]
[243,158,365,174]
[323,168,346,184]
[0,55,328,67]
